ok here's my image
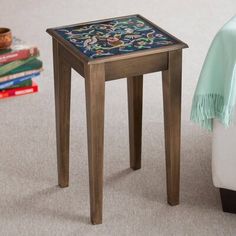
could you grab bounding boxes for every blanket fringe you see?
[190,94,234,131]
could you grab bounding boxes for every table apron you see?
[59,43,85,77]
[105,52,168,81]
[58,42,169,82]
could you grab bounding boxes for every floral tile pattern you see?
[55,16,177,59]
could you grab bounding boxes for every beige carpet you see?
[1,0,236,235]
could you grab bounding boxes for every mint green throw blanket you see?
[191,16,236,131]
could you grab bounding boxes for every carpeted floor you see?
[0,0,236,235]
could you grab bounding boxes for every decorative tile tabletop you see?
[55,15,177,59]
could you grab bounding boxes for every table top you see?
[47,15,187,63]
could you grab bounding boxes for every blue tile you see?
[56,16,176,59]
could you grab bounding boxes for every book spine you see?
[0,82,38,99]
[0,47,39,64]
[0,72,40,89]
[5,79,33,89]
[0,56,37,77]
[0,68,42,83]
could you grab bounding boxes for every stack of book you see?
[0,38,43,99]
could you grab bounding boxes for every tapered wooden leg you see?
[85,64,105,224]
[127,75,143,170]
[53,39,71,188]
[162,50,182,205]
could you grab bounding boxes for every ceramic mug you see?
[0,28,12,49]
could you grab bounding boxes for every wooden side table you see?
[47,14,188,224]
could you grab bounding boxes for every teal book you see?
[0,57,42,77]
[1,58,43,77]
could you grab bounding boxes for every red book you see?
[0,38,39,64]
[0,81,38,99]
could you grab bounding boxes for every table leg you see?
[127,75,143,170]
[85,64,105,224]
[162,50,182,205]
[220,188,236,213]
[53,39,71,188]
